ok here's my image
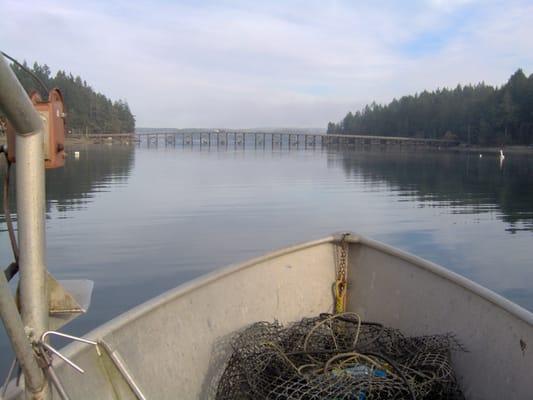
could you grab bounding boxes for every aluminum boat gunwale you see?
[77,233,533,342]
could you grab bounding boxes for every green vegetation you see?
[328,70,533,146]
[338,150,533,232]
[10,61,135,134]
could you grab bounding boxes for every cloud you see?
[0,0,531,128]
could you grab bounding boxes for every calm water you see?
[1,143,533,374]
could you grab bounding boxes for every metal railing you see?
[0,53,49,399]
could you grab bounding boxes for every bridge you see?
[80,131,459,149]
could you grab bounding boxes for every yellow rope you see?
[334,236,349,313]
[334,280,347,314]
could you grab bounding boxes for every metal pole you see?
[14,91,49,347]
[0,64,42,135]
[0,272,45,395]
[0,54,49,399]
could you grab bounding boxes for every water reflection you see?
[0,144,135,376]
[47,144,134,215]
[0,144,135,227]
[333,149,533,232]
[0,144,532,378]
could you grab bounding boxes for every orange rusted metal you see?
[6,88,66,168]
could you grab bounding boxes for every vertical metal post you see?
[16,131,48,339]
[0,271,45,396]
[0,53,49,399]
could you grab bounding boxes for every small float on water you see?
[0,53,532,400]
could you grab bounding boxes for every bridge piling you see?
[130,131,458,150]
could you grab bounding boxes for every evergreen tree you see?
[8,60,135,134]
[328,70,533,146]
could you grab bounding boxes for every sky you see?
[1,0,532,129]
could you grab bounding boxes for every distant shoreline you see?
[65,135,137,145]
[451,145,533,155]
[0,134,137,147]
[1,135,532,155]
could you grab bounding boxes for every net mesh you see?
[216,313,465,400]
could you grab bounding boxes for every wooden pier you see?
[133,131,458,149]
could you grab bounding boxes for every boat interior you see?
[5,233,533,400]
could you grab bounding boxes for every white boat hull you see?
[6,234,533,399]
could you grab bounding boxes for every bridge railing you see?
[132,130,459,148]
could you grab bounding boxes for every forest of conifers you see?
[328,69,533,146]
[10,61,135,134]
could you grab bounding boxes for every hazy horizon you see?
[135,126,326,131]
[2,0,532,128]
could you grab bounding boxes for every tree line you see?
[8,60,135,134]
[328,69,533,146]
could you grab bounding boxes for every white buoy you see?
[479,154,482,158]
[499,149,505,169]
[74,151,80,159]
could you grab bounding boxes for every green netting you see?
[216,313,465,400]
